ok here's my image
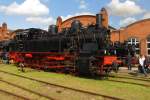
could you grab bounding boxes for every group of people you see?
[127,54,150,77]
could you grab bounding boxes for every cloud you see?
[107,0,144,17]
[76,0,88,9]
[143,12,150,19]
[79,0,88,9]
[61,12,94,21]
[120,17,137,26]
[26,16,55,25]
[0,0,49,16]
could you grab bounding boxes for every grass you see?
[0,64,150,100]
[0,91,24,100]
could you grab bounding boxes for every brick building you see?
[56,8,150,56]
[56,8,115,32]
[111,19,150,56]
[0,22,14,40]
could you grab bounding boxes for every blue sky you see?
[0,0,149,30]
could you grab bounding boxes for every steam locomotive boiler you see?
[2,8,135,76]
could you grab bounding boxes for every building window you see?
[128,38,140,54]
[147,37,150,55]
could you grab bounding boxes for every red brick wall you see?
[111,30,120,42]
[111,19,150,55]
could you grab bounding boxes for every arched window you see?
[147,37,150,55]
[128,37,140,54]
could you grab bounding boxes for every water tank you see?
[48,25,58,35]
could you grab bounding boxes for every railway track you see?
[107,74,150,87]
[0,89,30,100]
[109,75,150,82]
[0,70,123,100]
[0,79,56,100]
[87,75,150,87]
[106,79,150,87]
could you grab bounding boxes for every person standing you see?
[127,53,132,70]
[139,55,147,77]
[144,56,150,73]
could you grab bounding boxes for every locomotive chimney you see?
[100,8,109,29]
[96,14,102,28]
[96,8,109,29]
[56,16,62,32]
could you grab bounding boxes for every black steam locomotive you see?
[0,10,135,76]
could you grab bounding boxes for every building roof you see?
[125,18,150,28]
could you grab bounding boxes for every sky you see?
[0,0,149,30]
